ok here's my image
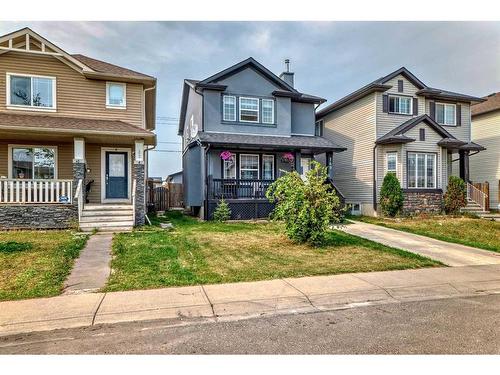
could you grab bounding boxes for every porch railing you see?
[0,179,73,204]
[209,178,275,200]
[467,182,487,211]
[74,179,83,222]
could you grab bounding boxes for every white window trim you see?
[388,95,413,115]
[239,97,259,123]
[8,144,58,179]
[386,152,398,174]
[223,158,236,179]
[408,152,437,189]
[106,82,127,109]
[239,154,260,179]
[435,102,456,126]
[222,95,236,122]
[261,99,275,124]
[347,202,362,215]
[6,72,57,112]
[262,154,275,180]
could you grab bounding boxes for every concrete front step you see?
[80,226,133,233]
[80,220,134,228]
[80,216,134,223]
[82,210,133,218]
[83,204,133,211]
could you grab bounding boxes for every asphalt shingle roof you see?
[472,92,500,116]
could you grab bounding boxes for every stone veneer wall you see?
[134,163,145,226]
[0,204,78,230]
[402,190,443,215]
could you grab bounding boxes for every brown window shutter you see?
[429,101,435,119]
[413,98,418,115]
[382,94,389,113]
[398,80,403,92]
[456,104,462,126]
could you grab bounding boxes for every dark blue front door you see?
[105,151,128,199]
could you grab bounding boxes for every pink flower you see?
[281,152,294,164]
[220,151,234,161]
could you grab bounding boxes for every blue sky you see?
[1,21,499,178]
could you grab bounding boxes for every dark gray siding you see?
[291,101,315,135]
[183,145,203,207]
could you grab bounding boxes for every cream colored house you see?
[316,67,486,216]
[470,93,500,210]
[0,28,157,231]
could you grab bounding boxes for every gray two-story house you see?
[178,58,345,220]
[316,67,486,216]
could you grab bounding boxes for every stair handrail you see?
[467,182,487,212]
[74,179,84,224]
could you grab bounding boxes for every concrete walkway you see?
[2,264,500,337]
[340,221,500,267]
[63,233,113,294]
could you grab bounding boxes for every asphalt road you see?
[1,294,499,354]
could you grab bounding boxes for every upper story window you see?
[106,82,126,109]
[262,99,274,124]
[389,95,412,115]
[223,95,236,121]
[436,103,456,126]
[315,120,324,136]
[7,73,56,110]
[239,97,259,123]
[386,152,397,175]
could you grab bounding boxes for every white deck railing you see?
[467,182,487,211]
[0,179,73,204]
[74,179,83,222]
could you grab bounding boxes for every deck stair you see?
[79,204,134,232]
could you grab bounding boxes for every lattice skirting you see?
[207,200,275,220]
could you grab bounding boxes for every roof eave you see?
[83,71,156,86]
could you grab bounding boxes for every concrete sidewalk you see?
[341,221,500,266]
[2,264,500,337]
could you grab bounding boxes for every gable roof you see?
[316,67,484,119]
[471,92,500,116]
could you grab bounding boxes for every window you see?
[389,95,412,115]
[106,82,126,108]
[239,97,259,122]
[386,152,397,174]
[223,158,236,179]
[262,155,275,180]
[7,74,56,109]
[348,203,361,215]
[408,152,436,189]
[435,103,456,125]
[10,146,56,179]
[315,120,324,136]
[262,99,274,124]
[223,95,236,121]
[239,154,259,179]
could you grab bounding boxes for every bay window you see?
[262,155,275,180]
[389,95,412,115]
[223,95,236,121]
[239,97,259,122]
[8,74,56,109]
[435,103,456,125]
[11,146,56,179]
[239,154,259,179]
[408,152,436,189]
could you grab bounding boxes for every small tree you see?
[379,173,404,217]
[266,161,342,246]
[213,198,231,222]
[444,176,466,214]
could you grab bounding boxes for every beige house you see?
[0,28,156,231]
[470,93,500,210]
[316,67,486,216]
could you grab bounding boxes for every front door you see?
[105,151,128,199]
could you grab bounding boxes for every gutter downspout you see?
[373,144,378,213]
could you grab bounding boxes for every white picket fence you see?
[0,179,73,204]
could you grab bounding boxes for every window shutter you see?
[382,94,389,113]
[429,101,435,120]
[456,104,462,126]
[398,80,403,92]
[413,98,418,115]
[419,128,425,141]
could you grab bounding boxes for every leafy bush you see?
[266,160,342,246]
[213,199,231,222]
[444,176,466,214]
[379,173,404,217]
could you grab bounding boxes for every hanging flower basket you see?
[281,152,295,164]
[220,150,234,162]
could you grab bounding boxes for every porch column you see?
[133,140,145,226]
[294,151,301,173]
[459,150,470,182]
[326,151,334,179]
[73,137,86,202]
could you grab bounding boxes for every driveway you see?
[340,221,500,266]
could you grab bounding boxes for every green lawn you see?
[0,230,88,301]
[355,215,500,253]
[104,212,441,292]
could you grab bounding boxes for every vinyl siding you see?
[321,93,376,210]
[425,99,471,142]
[0,52,144,128]
[470,110,500,208]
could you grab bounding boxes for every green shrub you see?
[379,173,404,217]
[266,160,342,246]
[213,199,231,222]
[444,176,466,214]
[0,241,33,253]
